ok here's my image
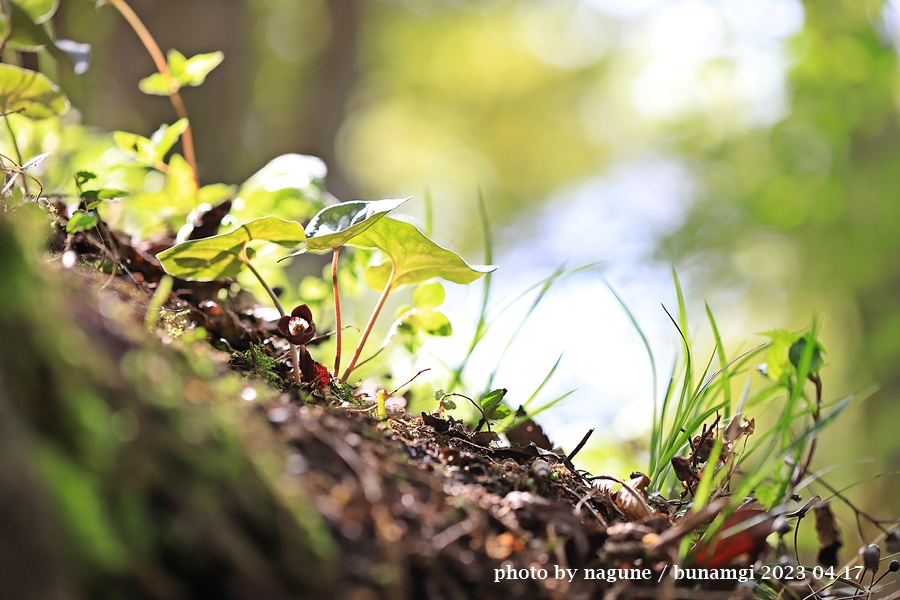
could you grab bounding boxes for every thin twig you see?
[389,368,431,396]
[105,0,200,187]
[566,428,594,462]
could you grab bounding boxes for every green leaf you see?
[789,336,825,374]
[301,198,409,253]
[7,1,51,50]
[75,171,96,186]
[6,2,71,67]
[491,405,511,420]
[480,388,507,413]
[413,281,444,310]
[156,216,306,281]
[150,118,189,160]
[113,131,157,164]
[233,154,325,222]
[166,154,197,204]
[139,50,223,96]
[180,51,224,86]
[138,72,173,96]
[0,64,69,119]
[197,183,235,206]
[12,0,58,24]
[299,276,331,302]
[96,188,128,199]
[414,309,452,336]
[347,217,497,291]
[166,49,188,79]
[760,329,800,384]
[66,209,98,232]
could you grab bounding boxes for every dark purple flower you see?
[278,304,316,345]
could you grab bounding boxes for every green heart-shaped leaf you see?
[0,64,68,119]
[151,118,189,160]
[166,154,197,205]
[233,154,325,222]
[480,388,507,413]
[347,217,496,290]
[139,50,223,96]
[302,198,409,253]
[413,309,452,336]
[156,216,305,281]
[138,72,173,96]
[13,0,58,24]
[180,51,223,86]
[412,281,444,310]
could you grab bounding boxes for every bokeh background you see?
[48,0,900,513]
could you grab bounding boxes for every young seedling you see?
[99,0,224,187]
[156,216,307,382]
[157,200,495,391]
[281,198,409,378]
[343,216,497,382]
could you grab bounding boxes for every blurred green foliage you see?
[10,0,900,508]
[660,0,900,500]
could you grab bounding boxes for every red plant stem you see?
[341,265,395,382]
[105,0,200,188]
[332,247,342,378]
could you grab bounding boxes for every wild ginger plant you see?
[157,200,496,389]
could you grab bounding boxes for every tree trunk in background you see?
[57,0,253,184]
[292,0,364,200]
[56,0,363,197]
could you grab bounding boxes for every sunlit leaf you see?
[156,216,306,281]
[150,118,189,160]
[348,217,497,291]
[166,154,197,205]
[233,153,326,222]
[299,276,331,302]
[760,329,799,384]
[113,131,157,164]
[412,281,445,310]
[180,51,224,86]
[138,72,173,96]
[196,183,235,207]
[413,309,452,336]
[12,0,58,24]
[789,336,825,374]
[7,1,54,51]
[75,171,96,186]
[96,189,128,199]
[300,197,409,253]
[480,388,507,413]
[166,49,188,79]
[139,50,223,96]
[0,64,69,119]
[66,209,98,233]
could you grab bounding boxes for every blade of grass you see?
[705,302,732,411]
[484,265,566,393]
[496,353,562,430]
[446,189,493,392]
[600,274,659,468]
[501,389,577,432]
